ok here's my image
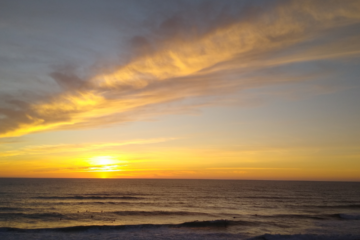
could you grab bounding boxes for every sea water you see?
[0,179,359,240]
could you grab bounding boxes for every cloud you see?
[0,0,360,138]
[206,167,299,170]
[50,67,86,91]
[0,137,176,157]
[0,137,21,145]
[32,164,127,173]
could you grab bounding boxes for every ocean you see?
[0,178,359,240]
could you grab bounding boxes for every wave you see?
[17,201,137,207]
[0,207,35,212]
[0,210,212,220]
[91,201,131,205]
[179,219,256,227]
[238,196,323,200]
[312,204,360,209]
[3,211,358,222]
[0,212,64,219]
[257,233,360,240]
[285,204,360,209]
[49,201,133,205]
[0,219,359,240]
[34,196,143,200]
[0,219,254,232]
[259,213,360,221]
[0,229,360,240]
[79,193,152,196]
[257,213,360,220]
[111,210,211,216]
[258,213,331,220]
[336,213,360,220]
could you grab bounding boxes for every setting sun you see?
[89,156,117,166]
[84,156,126,173]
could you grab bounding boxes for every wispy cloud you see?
[1,0,360,138]
[32,164,127,173]
[206,167,300,170]
[0,137,22,145]
[0,137,175,157]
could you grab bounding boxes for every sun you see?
[85,156,127,176]
[90,156,116,166]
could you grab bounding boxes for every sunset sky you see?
[0,0,359,180]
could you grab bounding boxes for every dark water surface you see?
[0,179,359,239]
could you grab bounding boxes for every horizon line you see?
[0,177,359,183]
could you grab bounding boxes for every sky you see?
[0,0,360,180]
